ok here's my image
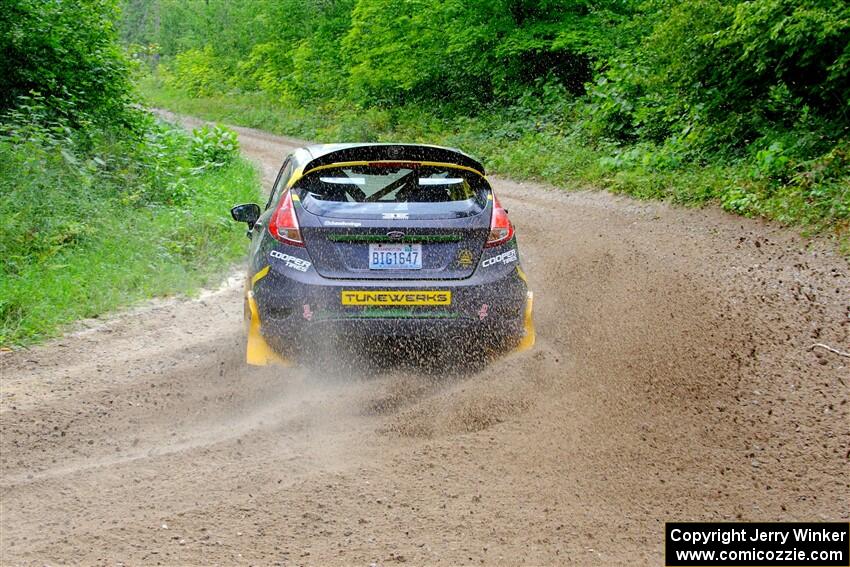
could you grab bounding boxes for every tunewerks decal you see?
[341,290,451,306]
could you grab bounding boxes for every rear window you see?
[293,164,490,219]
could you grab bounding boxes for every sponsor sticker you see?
[481,248,517,268]
[270,250,311,272]
[341,290,451,306]
[457,249,474,268]
[323,220,362,227]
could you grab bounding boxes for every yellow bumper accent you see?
[515,265,528,285]
[515,290,536,352]
[251,265,270,286]
[246,291,291,367]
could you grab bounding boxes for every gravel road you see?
[1,116,847,565]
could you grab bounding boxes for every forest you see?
[1,0,848,344]
[126,0,849,230]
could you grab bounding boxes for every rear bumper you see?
[251,257,529,350]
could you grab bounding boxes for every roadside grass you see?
[141,79,848,254]
[0,158,259,346]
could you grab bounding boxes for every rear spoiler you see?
[302,144,485,175]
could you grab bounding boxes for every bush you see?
[0,93,260,346]
[0,156,259,346]
[189,124,240,168]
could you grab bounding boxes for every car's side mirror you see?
[231,203,261,228]
[231,203,261,238]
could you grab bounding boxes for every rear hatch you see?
[293,163,491,280]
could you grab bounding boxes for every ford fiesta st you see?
[230,143,534,365]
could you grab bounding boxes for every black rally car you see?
[231,143,535,365]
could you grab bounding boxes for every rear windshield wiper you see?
[365,170,417,202]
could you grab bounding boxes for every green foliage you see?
[0,0,263,346]
[1,0,133,125]
[0,101,260,345]
[590,0,850,153]
[343,0,490,105]
[163,46,228,97]
[342,0,636,106]
[722,139,850,226]
[124,0,850,239]
[0,153,259,346]
[719,0,850,118]
[189,124,240,168]
[129,0,636,107]
[143,81,849,239]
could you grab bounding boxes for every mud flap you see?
[246,291,291,367]
[515,290,536,352]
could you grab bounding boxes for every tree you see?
[0,0,132,122]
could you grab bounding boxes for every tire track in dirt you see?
[1,117,847,565]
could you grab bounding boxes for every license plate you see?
[368,244,422,270]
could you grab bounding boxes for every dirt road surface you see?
[1,116,848,566]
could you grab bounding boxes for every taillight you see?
[485,194,514,247]
[268,191,304,246]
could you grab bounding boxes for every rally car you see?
[230,143,534,365]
